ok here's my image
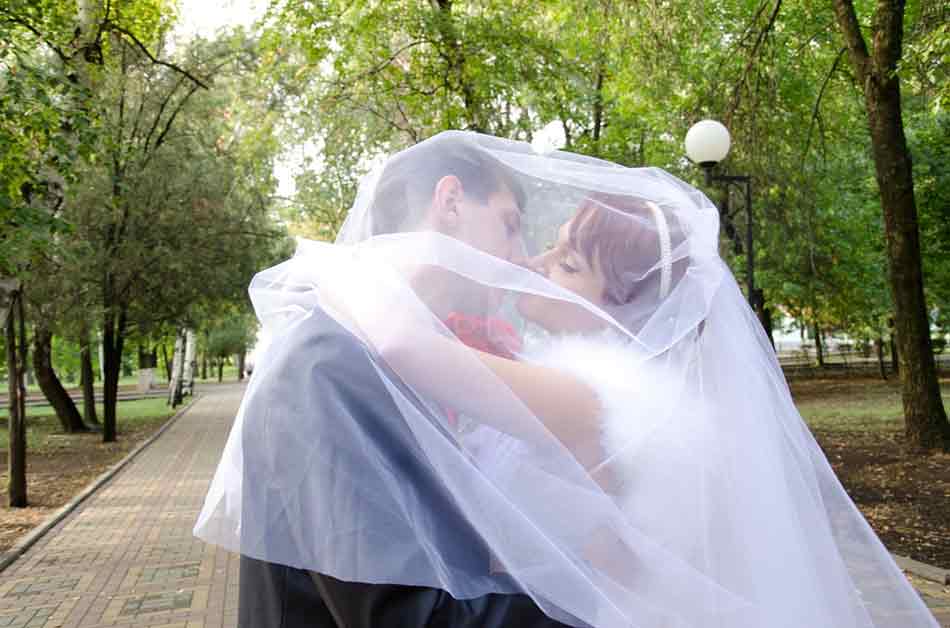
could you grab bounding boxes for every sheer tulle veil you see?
[195,131,938,627]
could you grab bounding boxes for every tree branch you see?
[148,79,205,157]
[328,39,432,89]
[802,47,847,169]
[727,0,783,123]
[733,1,772,53]
[0,11,69,64]
[831,0,872,87]
[108,24,210,89]
[871,0,904,73]
[142,74,188,156]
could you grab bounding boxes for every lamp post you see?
[685,120,772,343]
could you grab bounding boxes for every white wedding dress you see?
[464,328,932,627]
[466,330,708,562]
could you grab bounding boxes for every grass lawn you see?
[0,397,173,451]
[793,377,944,432]
[789,376,950,569]
[20,364,241,395]
[0,396,184,553]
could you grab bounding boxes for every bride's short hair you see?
[571,193,687,307]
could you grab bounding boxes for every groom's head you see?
[370,134,527,265]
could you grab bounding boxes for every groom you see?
[238,135,573,627]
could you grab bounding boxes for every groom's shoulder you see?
[266,306,374,380]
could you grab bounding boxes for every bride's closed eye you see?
[559,258,579,274]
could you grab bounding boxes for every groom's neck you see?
[410,266,494,321]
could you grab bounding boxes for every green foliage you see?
[2,0,945,392]
[206,314,256,358]
[18,24,291,346]
[0,5,81,274]
[0,397,173,450]
[908,110,950,335]
[0,0,182,276]
[2,2,291,444]
[261,0,554,235]
[261,0,946,346]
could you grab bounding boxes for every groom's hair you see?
[369,133,525,235]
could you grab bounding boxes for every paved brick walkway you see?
[0,382,946,627]
[912,574,950,626]
[0,384,244,628]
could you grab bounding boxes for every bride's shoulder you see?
[520,330,646,382]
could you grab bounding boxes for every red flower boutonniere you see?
[441,312,523,429]
[444,312,522,359]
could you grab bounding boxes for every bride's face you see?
[517,215,609,333]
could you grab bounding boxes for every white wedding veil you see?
[195,131,937,627]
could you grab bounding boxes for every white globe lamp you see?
[685,120,731,167]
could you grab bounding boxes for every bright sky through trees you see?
[175,0,265,40]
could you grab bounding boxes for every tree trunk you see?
[182,329,196,396]
[101,305,126,443]
[32,326,87,433]
[217,359,224,383]
[102,316,117,443]
[866,54,949,450]
[591,61,605,156]
[752,294,770,352]
[813,320,824,367]
[761,303,775,350]
[831,0,949,451]
[876,336,888,380]
[237,350,246,382]
[432,0,483,131]
[79,322,98,425]
[891,334,899,375]
[4,287,27,507]
[98,340,106,383]
[162,342,172,382]
[888,317,899,374]
[167,328,185,407]
[201,353,208,380]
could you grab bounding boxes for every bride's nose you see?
[526,253,549,278]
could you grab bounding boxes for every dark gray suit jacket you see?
[237,307,574,627]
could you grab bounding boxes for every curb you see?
[0,394,201,574]
[2,391,168,410]
[893,553,950,585]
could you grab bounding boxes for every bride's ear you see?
[431,175,464,232]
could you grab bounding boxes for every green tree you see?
[206,313,257,382]
[831,0,949,451]
[262,0,947,453]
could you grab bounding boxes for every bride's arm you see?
[380,329,601,449]
[475,347,602,442]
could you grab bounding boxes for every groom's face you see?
[453,182,526,265]
[426,177,525,315]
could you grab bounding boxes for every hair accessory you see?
[646,201,672,300]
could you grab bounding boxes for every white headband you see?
[646,201,672,300]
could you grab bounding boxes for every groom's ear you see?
[431,175,464,232]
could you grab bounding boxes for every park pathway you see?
[0,384,243,628]
[0,382,946,628]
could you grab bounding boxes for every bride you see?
[196,131,938,628]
